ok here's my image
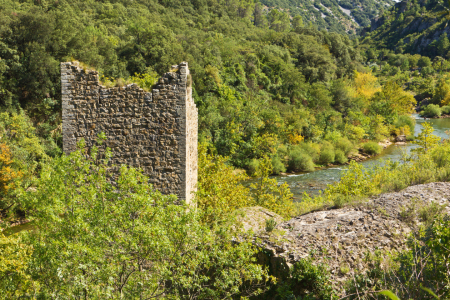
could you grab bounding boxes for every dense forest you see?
[0,0,420,175]
[1,0,450,299]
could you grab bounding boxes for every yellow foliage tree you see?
[371,81,416,116]
[196,142,296,223]
[288,133,304,145]
[196,141,253,224]
[352,71,381,101]
[250,156,294,218]
[0,144,22,195]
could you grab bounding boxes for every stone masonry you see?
[61,61,198,203]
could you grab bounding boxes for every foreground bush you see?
[197,142,294,220]
[10,140,271,299]
[250,156,294,218]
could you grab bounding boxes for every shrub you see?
[197,141,254,223]
[288,149,315,172]
[265,218,277,232]
[247,159,260,176]
[442,105,450,114]
[299,142,320,162]
[250,156,294,218]
[334,137,354,156]
[334,149,348,164]
[406,135,415,141]
[419,104,442,118]
[271,155,286,175]
[431,144,450,168]
[394,115,415,134]
[290,259,336,299]
[362,141,382,155]
[318,142,335,165]
[277,144,288,159]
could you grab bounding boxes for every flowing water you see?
[271,115,450,201]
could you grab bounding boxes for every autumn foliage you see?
[0,143,21,195]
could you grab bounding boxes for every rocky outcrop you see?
[395,135,407,142]
[253,182,450,289]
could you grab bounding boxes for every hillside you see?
[363,0,450,57]
[1,0,417,176]
[260,0,394,34]
[2,0,450,299]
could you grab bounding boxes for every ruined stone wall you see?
[61,61,198,203]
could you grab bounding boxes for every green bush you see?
[290,259,336,299]
[406,135,415,141]
[299,142,320,163]
[288,149,315,172]
[442,105,450,114]
[334,149,348,164]
[394,115,415,133]
[247,159,260,176]
[271,155,286,175]
[319,142,335,165]
[334,137,354,156]
[431,144,450,168]
[265,218,277,232]
[362,142,382,155]
[420,104,442,118]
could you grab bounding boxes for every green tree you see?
[418,56,432,68]
[437,33,450,56]
[253,2,267,27]
[412,122,441,154]
[267,9,290,32]
[292,15,304,31]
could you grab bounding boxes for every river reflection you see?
[269,115,450,201]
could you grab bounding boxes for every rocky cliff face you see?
[260,0,393,34]
[365,0,450,56]
[242,182,450,291]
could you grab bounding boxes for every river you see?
[273,115,450,201]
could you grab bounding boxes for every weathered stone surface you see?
[257,182,450,289]
[238,206,284,233]
[61,61,198,203]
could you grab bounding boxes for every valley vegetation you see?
[0,0,450,299]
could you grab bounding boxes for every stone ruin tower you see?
[61,61,198,204]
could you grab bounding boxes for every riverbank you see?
[245,182,450,295]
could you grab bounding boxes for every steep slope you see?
[364,0,450,57]
[260,0,394,34]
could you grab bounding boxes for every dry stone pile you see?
[242,182,450,286]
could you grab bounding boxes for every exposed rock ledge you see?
[242,182,450,289]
